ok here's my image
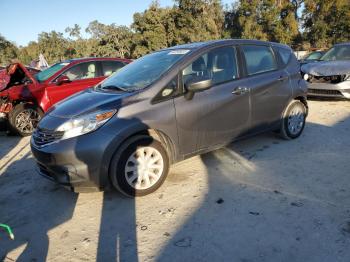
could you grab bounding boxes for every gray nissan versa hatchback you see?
[31,40,308,196]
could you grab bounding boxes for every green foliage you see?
[17,41,40,65]
[224,0,299,45]
[1,0,350,66]
[0,34,19,65]
[131,1,172,57]
[131,0,224,57]
[37,31,68,64]
[86,20,133,58]
[172,0,225,44]
[303,0,350,47]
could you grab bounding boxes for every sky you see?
[0,0,234,47]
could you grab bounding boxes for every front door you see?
[46,61,104,106]
[174,46,250,155]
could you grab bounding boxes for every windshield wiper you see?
[96,84,128,92]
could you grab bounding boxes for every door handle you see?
[278,76,288,81]
[232,86,249,95]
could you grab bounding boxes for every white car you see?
[301,42,350,99]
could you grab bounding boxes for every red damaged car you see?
[0,57,130,136]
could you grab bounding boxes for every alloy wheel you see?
[15,109,41,135]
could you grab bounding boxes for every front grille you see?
[32,127,64,146]
[307,75,346,84]
[308,88,343,96]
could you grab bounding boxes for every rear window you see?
[278,47,292,65]
[101,61,125,77]
[241,45,277,75]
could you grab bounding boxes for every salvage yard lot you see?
[1,100,350,262]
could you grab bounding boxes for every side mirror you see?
[56,75,71,86]
[185,77,212,100]
[186,78,212,93]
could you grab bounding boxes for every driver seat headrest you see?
[192,57,206,72]
[87,64,96,73]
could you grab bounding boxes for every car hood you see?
[48,88,135,118]
[0,63,37,92]
[301,60,350,76]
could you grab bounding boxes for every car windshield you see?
[35,62,69,82]
[320,46,350,61]
[97,49,190,91]
[305,52,323,60]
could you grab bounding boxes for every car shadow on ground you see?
[0,154,139,261]
[0,119,22,163]
[0,153,78,261]
[156,116,350,261]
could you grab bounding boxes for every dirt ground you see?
[0,100,350,262]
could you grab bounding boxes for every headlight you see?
[56,109,116,139]
[303,73,309,81]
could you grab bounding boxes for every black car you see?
[31,39,308,196]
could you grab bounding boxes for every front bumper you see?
[307,82,350,99]
[30,129,123,192]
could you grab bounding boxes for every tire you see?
[279,100,307,140]
[110,135,170,197]
[8,103,43,136]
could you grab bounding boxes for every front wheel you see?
[279,100,307,140]
[8,103,43,136]
[110,135,169,197]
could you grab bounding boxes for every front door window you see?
[60,62,97,81]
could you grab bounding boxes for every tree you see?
[303,0,350,47]
[0,34,18,65]
[86,20,133,58]
[17,41,40,65]
[65,24,95,58]
[225,0,299,46]
[36,31,68,64]
[172,0,225,44]
[131,1,174,57]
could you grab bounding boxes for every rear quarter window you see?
[277,47,292,66]
[241,45,277,76]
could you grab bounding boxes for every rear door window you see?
[101,61,125,77]
[241,45,277,75]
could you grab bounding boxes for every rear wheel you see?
[8,103,43,136]
[110,135,169,197]
[279,100,307,140]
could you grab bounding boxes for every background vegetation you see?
[1,0,349,65]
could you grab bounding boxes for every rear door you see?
[239,44,291,131]
[174,45,251,155]
[46,61,104,106]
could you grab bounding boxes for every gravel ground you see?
[0,100,350,262]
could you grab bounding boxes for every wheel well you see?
[118,129,176,164]
[294,96,309,115]
[12,100,44,112]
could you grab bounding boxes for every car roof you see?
[162,39,291,52]
[334,42,350,46]
[62,57,131,64]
